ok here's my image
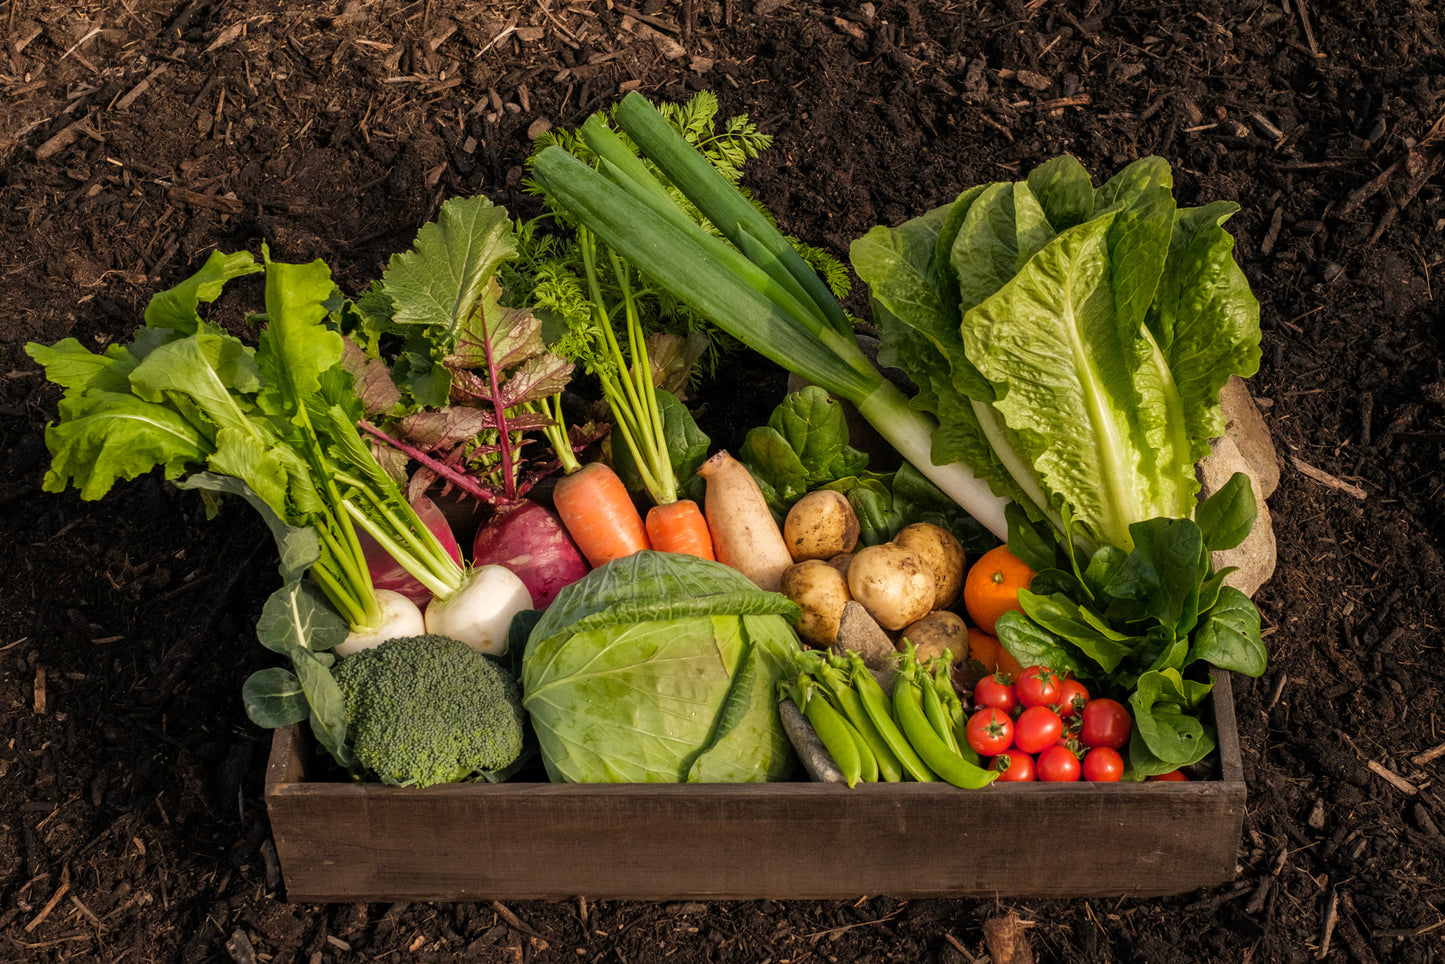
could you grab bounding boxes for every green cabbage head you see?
[522,551,802,783]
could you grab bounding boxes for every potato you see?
[846,542,936,631]
[827,552,854,578]
[783,490,861,562]
[778,559,853,647]
[898,610,968,664]
[893,522,966,610]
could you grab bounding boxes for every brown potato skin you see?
[846,543,936,631]
[898,610,969,664]
[779,559,853,647]
[783,490,861,562]
[893,522,966,611]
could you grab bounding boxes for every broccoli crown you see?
[332,634,527,787]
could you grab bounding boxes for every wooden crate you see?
[264,674,1245,902]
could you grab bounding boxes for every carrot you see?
[552,461,652,568]
[696,450,794,592]
[646,498,715,560]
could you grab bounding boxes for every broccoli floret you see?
[332,634,527,787]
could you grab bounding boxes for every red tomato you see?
[1015,665,1063,709]
[1082,747,1125,782]
[1079,698,1132,750]
[1013,705,1064,754]
[1035,744,1081,782]
[972,673,1017,713]
[1055,678,1090,718]
[1148,769,1190,782]
[965,708,1015,757]
[990,751,1036,782]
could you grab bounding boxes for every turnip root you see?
[846,542,936,631]
[472,500,590,609]
[334,589,427,657]
[423,565,534,655]
[358,494,463,607]
[697,450,794,592]
[899,610,968,664]
[779,559,853,647]
[783,490,860,562]
[893,522,966,610]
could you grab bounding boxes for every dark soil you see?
[3,0,1444,961]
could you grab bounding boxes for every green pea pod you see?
[815,661,904,782]
[846,654,937,782]
[930,657,984,766]
[918,663,963,755]
[799,681,868,787]
[893,672,998,790]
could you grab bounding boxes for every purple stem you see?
[358,420,501,506]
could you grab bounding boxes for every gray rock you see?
[778,698,846,784]
[832,600,899,691]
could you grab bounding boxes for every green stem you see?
[309,560,368,629]
[533,396,583,475]
[612,249,676,503]
[341,500,459,599]
[333,471,460,583]
[293,400,383,629]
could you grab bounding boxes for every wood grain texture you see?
[264,675,1245,902]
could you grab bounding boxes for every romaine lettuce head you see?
[521,550,803,783]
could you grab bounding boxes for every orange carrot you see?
[645,498,715,560]
[552,461,652,568]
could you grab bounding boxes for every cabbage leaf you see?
[522,551,802,783]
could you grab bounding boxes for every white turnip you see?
[423,564,534,655]
[334,589,428,656]
[472,500,590,609]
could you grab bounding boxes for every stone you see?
[1219,375,1279,498]
[1198,433,1277,597]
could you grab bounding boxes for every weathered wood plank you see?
[264,675,1245,902]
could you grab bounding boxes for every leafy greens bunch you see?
[851,153,1261,555]
[347,194,577,507]
[848,154,1267,775]
[25,249,472,767]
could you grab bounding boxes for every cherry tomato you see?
[990,751,1036,782]
[1148,769,1190,782]
[972,673,1017,713]
[1013,705,1064,754]
[1082,746,1125,782]
[965,708,1015,756]
[1079,697,1132,750]
[1055,678,1090,718]
[1015,665,1063,709]
[1035,744,1081,782]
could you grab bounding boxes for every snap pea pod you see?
[815,658,904,782]
[892,671,998,790]
[845,653,937,783]
[929,656,984,767]
[917,661,963,755]
[791,677,871,787]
